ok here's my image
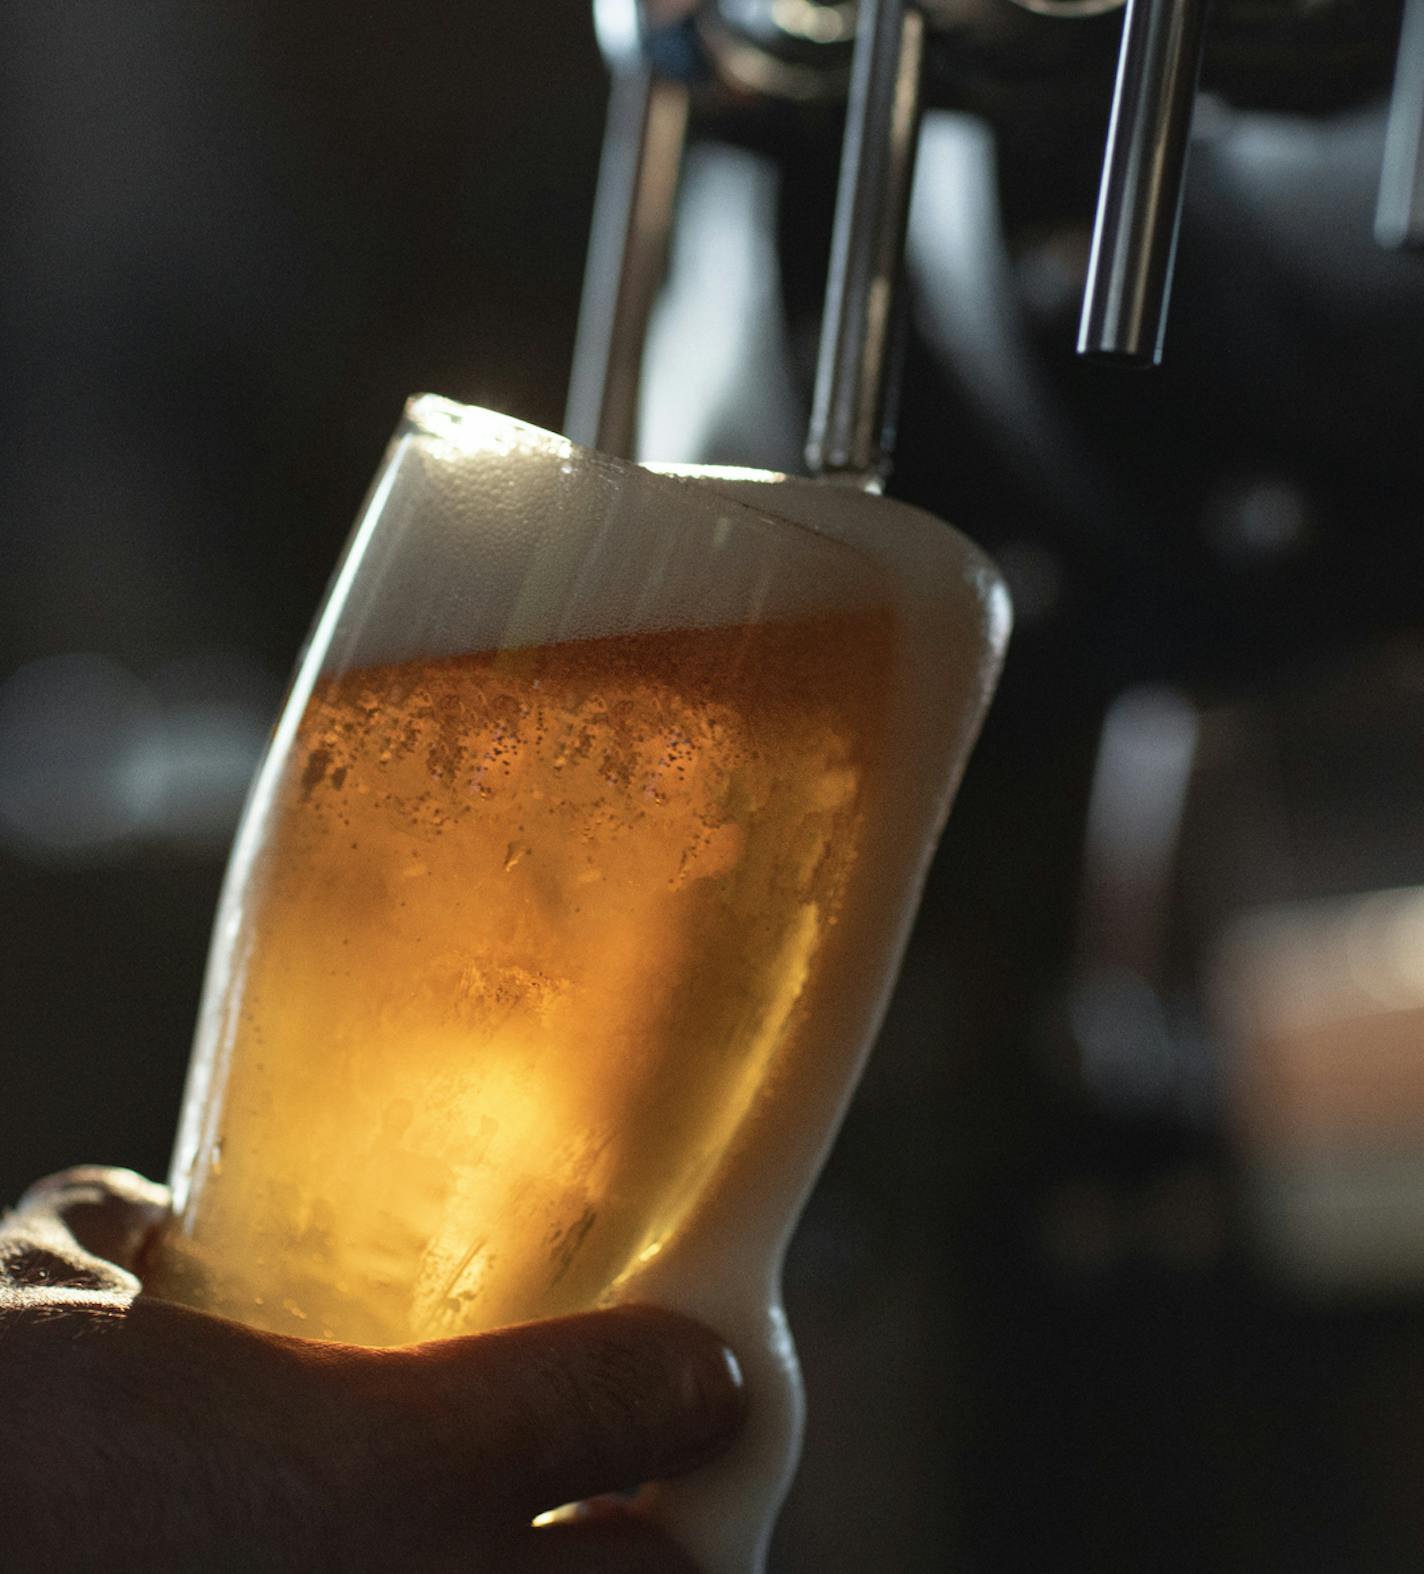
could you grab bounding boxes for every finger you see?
[2,1296,736,1571]
[0,1229,136,1295]
[337,1304,744,1518]
[15,1167,170,1273]
[514,1511,704,1574]
[0,1295,351,1570]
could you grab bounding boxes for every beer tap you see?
[1077,0,1209,364]
[1377,0,1424,249]
[570,0,925,484]
[564,2,702,456]
[806,0,926,486]
[572,0,1412,414]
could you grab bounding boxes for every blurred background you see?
[8,0,1424,1568]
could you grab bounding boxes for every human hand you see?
[0,1167,744,1573]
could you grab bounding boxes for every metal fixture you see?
[1077,0,1209,364]
[805,0,925,484]
[1378,0,1424,249]
[564,3,699,454]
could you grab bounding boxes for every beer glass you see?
[150,396,1009,1572]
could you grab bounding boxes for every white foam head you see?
[321,397,901,676]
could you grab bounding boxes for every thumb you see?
[328,1304,746,1520]
[15,1166,170,1273]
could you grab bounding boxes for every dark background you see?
[9,2,1424,1570]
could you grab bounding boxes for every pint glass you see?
[150,398,1009,1570]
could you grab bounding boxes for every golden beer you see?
[150,608,894,1345]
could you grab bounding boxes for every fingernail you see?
[688,1336,747,1441]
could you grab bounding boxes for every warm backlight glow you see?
[151,609,893,1345]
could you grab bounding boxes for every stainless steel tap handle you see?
[1377,0,1424,250]
[805,0,925,486]
[564,3,696,456]
[1077,0,1209,365]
